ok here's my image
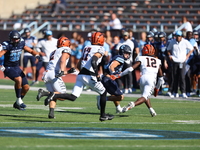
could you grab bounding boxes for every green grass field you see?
[0,79,200,150]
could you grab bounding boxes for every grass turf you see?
[0,81,200,149]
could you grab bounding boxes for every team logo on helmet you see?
[91,32,104,46]
[9,30,21,46]
[119,44,132,60]
[57,37,71,48]
[142,44,156,56]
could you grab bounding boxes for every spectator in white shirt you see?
[109,13,122,30]
[167,30,194,98]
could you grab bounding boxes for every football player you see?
[99,44,131,113]
[22,28,38,86]
[111,44,164,117]
[36,36,75,118]
[42,32,114,121]
[0,30,40,110]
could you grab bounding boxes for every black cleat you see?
[13,102,26,110]
[48,114,55,119]
[99,114,114,122]
[36,89,45,101]
[44,92,55,106]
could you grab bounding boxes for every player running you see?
[36,36,75,118]
[111,44,164,117]
[97,44,132,113]
[0,30,40,110]
[41,32,114,121]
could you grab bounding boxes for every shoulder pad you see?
[2,41,9,46]
[62,47,71,54]
[115,55,124,63]
[97,46,105,55]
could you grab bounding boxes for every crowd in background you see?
[14,23,200,98]
[3,12,200,98]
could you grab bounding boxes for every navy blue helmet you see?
[119,44,132,60]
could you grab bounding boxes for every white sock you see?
[149,107,155,112]
[16,98,23,105]
[117,105,121,109]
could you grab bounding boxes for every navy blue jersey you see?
[2,39,25,67]
[104,55,124,74]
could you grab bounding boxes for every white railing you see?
[1,21,198,36]
[19,21,38,35]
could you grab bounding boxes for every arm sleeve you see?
[91,55,99,76]
[119,67,134,77]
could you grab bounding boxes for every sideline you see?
[0,85,199,101]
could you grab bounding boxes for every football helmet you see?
[158,32,166,38]
[9,30,21,46]
[146,31,154,38]
[24,27,31,33]
[91,32,104,46]
[57,36,71,48]
[142,44,156,56]
[193,30,199,35]
[119,44,132,60]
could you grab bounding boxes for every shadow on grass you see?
[56,111,130,118]
[56,110,99,115]
[0,114,46,119]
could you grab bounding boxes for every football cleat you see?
[99,114,114,121]
[48,114,55,119]
[116,107,122,114]
[36,89,45,101]
[96,96,101,110]
[122,102,134,113]
[13,102,26,110]
[44,92,55,106]
[149,108,157,117]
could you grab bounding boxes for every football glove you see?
[0,65,5,72]
[55,71,64,78]
[154,88,159,97]
[110,74,121,80]
[97,76,101,82]
[67,68,76,74]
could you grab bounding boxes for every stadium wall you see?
[0,0,51,19]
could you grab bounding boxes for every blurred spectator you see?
[167,30,194,98]
[111,35,120,59]
[109,13,122,30]
[185,31,200,96]
[99,35,111,75]
[22,28,38,86]
[71,35,83,69]
[146,31,155,44]
[34,29,47,84]
[192,30,200,97]
[36,30,57,82]
[13,19,22,30]
[70,32,79,68]
[193,30,200,49]
[138,31,147,56]
[181,16,193,37]
[104,30,113,49]
[155,32,169,95]
[51,0,67,17]
[82,32,92,50]
[127,29,140,91]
